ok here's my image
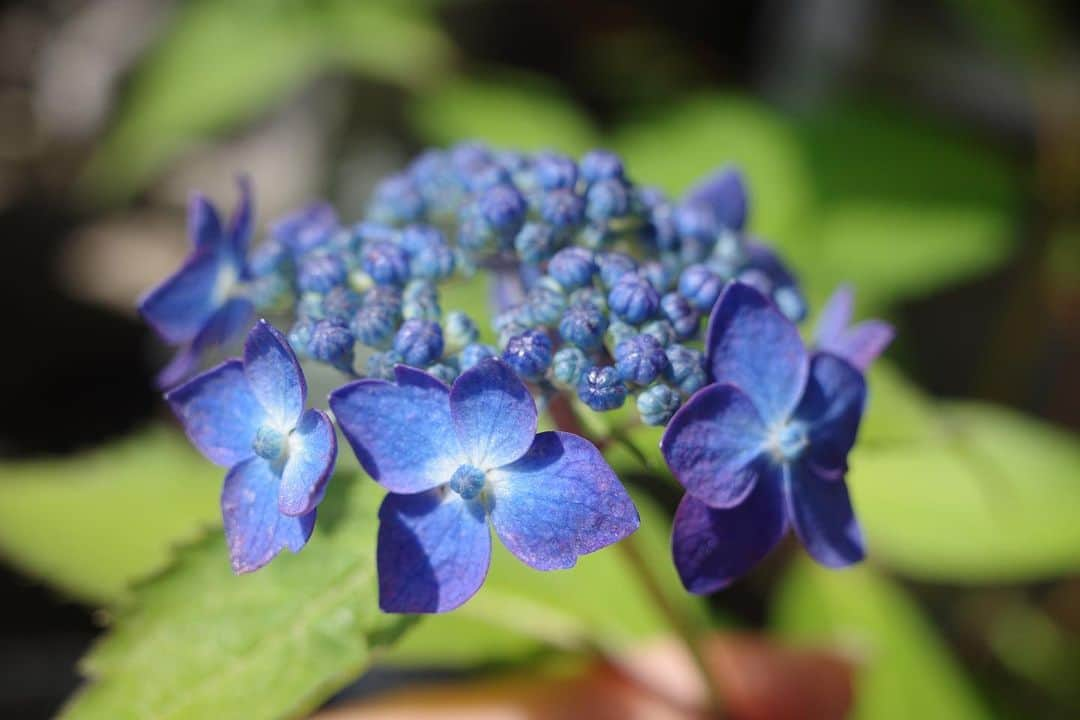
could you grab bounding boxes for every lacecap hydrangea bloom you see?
[140,140,892,610]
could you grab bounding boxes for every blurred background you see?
[0,0,1078,718]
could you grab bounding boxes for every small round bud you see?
[458,342,498,370]
[365,350,402,380]
[605,320,637,351]
[351,303,398,348]
[596,252,638,289]
[514,222,557,264]
[673,202,719,242]
[552,346,589,387]
[568,286,607,313]
[614,334,670,385]
[526,285,567,326]
[288,318,316,356]
[369,174,425,225]
[641,319,678,347]
[534,152,578,190]
[558,303,608,350]
[362,241,411,286]
[309,320,354,371]
[297,251,347,294]
[577,365,627,411]
[321,286,362,323]
[501,329,553,381]
[444,310,479,352]
[394,318,444,367]
[608,273,660,323]
[679,264,724,311]
[249,238,290,277]
[637,383,681,426]
[540,189,585,230]
[640,259,677,293]
[580,149,624,183]
[585,179,631,224]
[660,292,701,341]
[425,362,459,386]
[774,285,807,323]
[666,344,707,395]
[548,247,596,290]
[478,184,527,241]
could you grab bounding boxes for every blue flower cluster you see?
[139,142,892,607]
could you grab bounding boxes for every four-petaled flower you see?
[139,178,255,388]
[329,359,640,613]
[814,284,895,371]
[661,282,883,594]
[167,320,337,573]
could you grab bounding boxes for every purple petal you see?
[785,460,864,568]
[488,431,639,570]
[378,490,491,613]
[329,366,462,493]
[227,175,254,259]
[672,476,787,594]
[139,247,235,345]
[705,281,808,425]
[826,321,895,372]
[155,346,199,390]
[660,383,770,508]
[793,353,866,478]
[450,359,538,470]
[684,166,748,230]
[279,409,336,516]
[166,359,266,467]
[244,319,306,427]
[188,193,223,250]
[814,285,854,347]
[155,298,254,390]
[223,456,316,573]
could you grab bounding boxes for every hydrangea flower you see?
[329,359,639,613]
[814,285,895,371]
[139,178,255,388]
[166,320,337,573]
[660,282,873,593]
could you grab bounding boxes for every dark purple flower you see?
[814,285,895,372]
[166,320,337,573]
[139,177,255,388]
[329,360,639,613]
[661,282,871,593]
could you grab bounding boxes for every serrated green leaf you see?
[63,471,412,720]
[0,427,220,604]
[382,490,709,667]
[408,73,599,154]
[850,401,1080,582]
[772,559,991,720]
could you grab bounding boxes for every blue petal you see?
[329,366,463,493]
[244,319,305,427]
[814,285,854,347]
[166,359,266,467]
[377,489,491,613]
[139,247,236,345]
[279,409,336,516]
[155,297,254,390]
[671,476,787,594]
[705,281,808,425]
[222,456,316,573]
[793,353,866,478]
[785,460,864,568]
[188,193,223,250]
[488,431,639,570]
[227,175,254,259]
[660,383,770,508]
[824,321,895,372]
[684,166,748,230]
[449,359,537,470]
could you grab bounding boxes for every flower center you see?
[449,464,486,500]
[769,422,808,463]
[253,424,288,461]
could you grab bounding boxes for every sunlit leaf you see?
[62,471,413,720]
[772,560,992,720]
[0,427,219,604]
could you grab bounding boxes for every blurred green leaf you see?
[63,471,412,720]
[612,94,815,244]
[84,0,454,202]
[773,559,992,720]
[382,491,708,667]
[408,74,599,154]
[0,427,219,604]
[850,401,1080,583]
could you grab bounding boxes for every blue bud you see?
[608,273,659,323]
[645,200,679,252]
[605,320,637,351]
[408,151,462,216]
[466,164,513,193]
[660,292,701,341]
[451,142,494,177]
[478,184,527,240]
[596,252,638,289]
[444,310,479,351]
[614,333,670,385]
[679,235,712,265]
[514,222,557,264]
[425,362,459,386]
[369,174,425,225]
[640,259,677,294]
[403,295,441,322]
[548,246,596,290]
[309,320,354,371]
[526,285,567,326]
[351,303,398,348]
[321,286,362,323]
[580,149,624,183]
[405,228,455,281]
[247,272,291,309]
[540,189,585,230]
[774,285,807,323]
[297,292,325,321]
[678,264,724,311]
[577,365,627,411]
[365,350,402,380]
[297,251,347,294]
[399,224,443,253]
[585,179,631,224]
[666,344,707,395]
[288,318,316,357]
[352,220,398,247]
[394,318,444,367]
[271,202,338,255]
[641,319,678,347]
[457,215,496,254]
[568,286,607,313]
[636,383,681,426]
[559,303,608,350]
[362,240,411,286]
[534,152,578,190]
[248,238,290,277]
[674,202,719,242]
[552,346,590,387]
[501,329,553,381]
[458,342,498,370]
[363,285,403,313]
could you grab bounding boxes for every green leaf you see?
[849,401,1080,583]
[408,73,599,154]
[0,427,220,604]
[772,559,992,720]
[382,491,709,667]
[83,0,454,202]
[62,471,412,720]
[612,94,815,245]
